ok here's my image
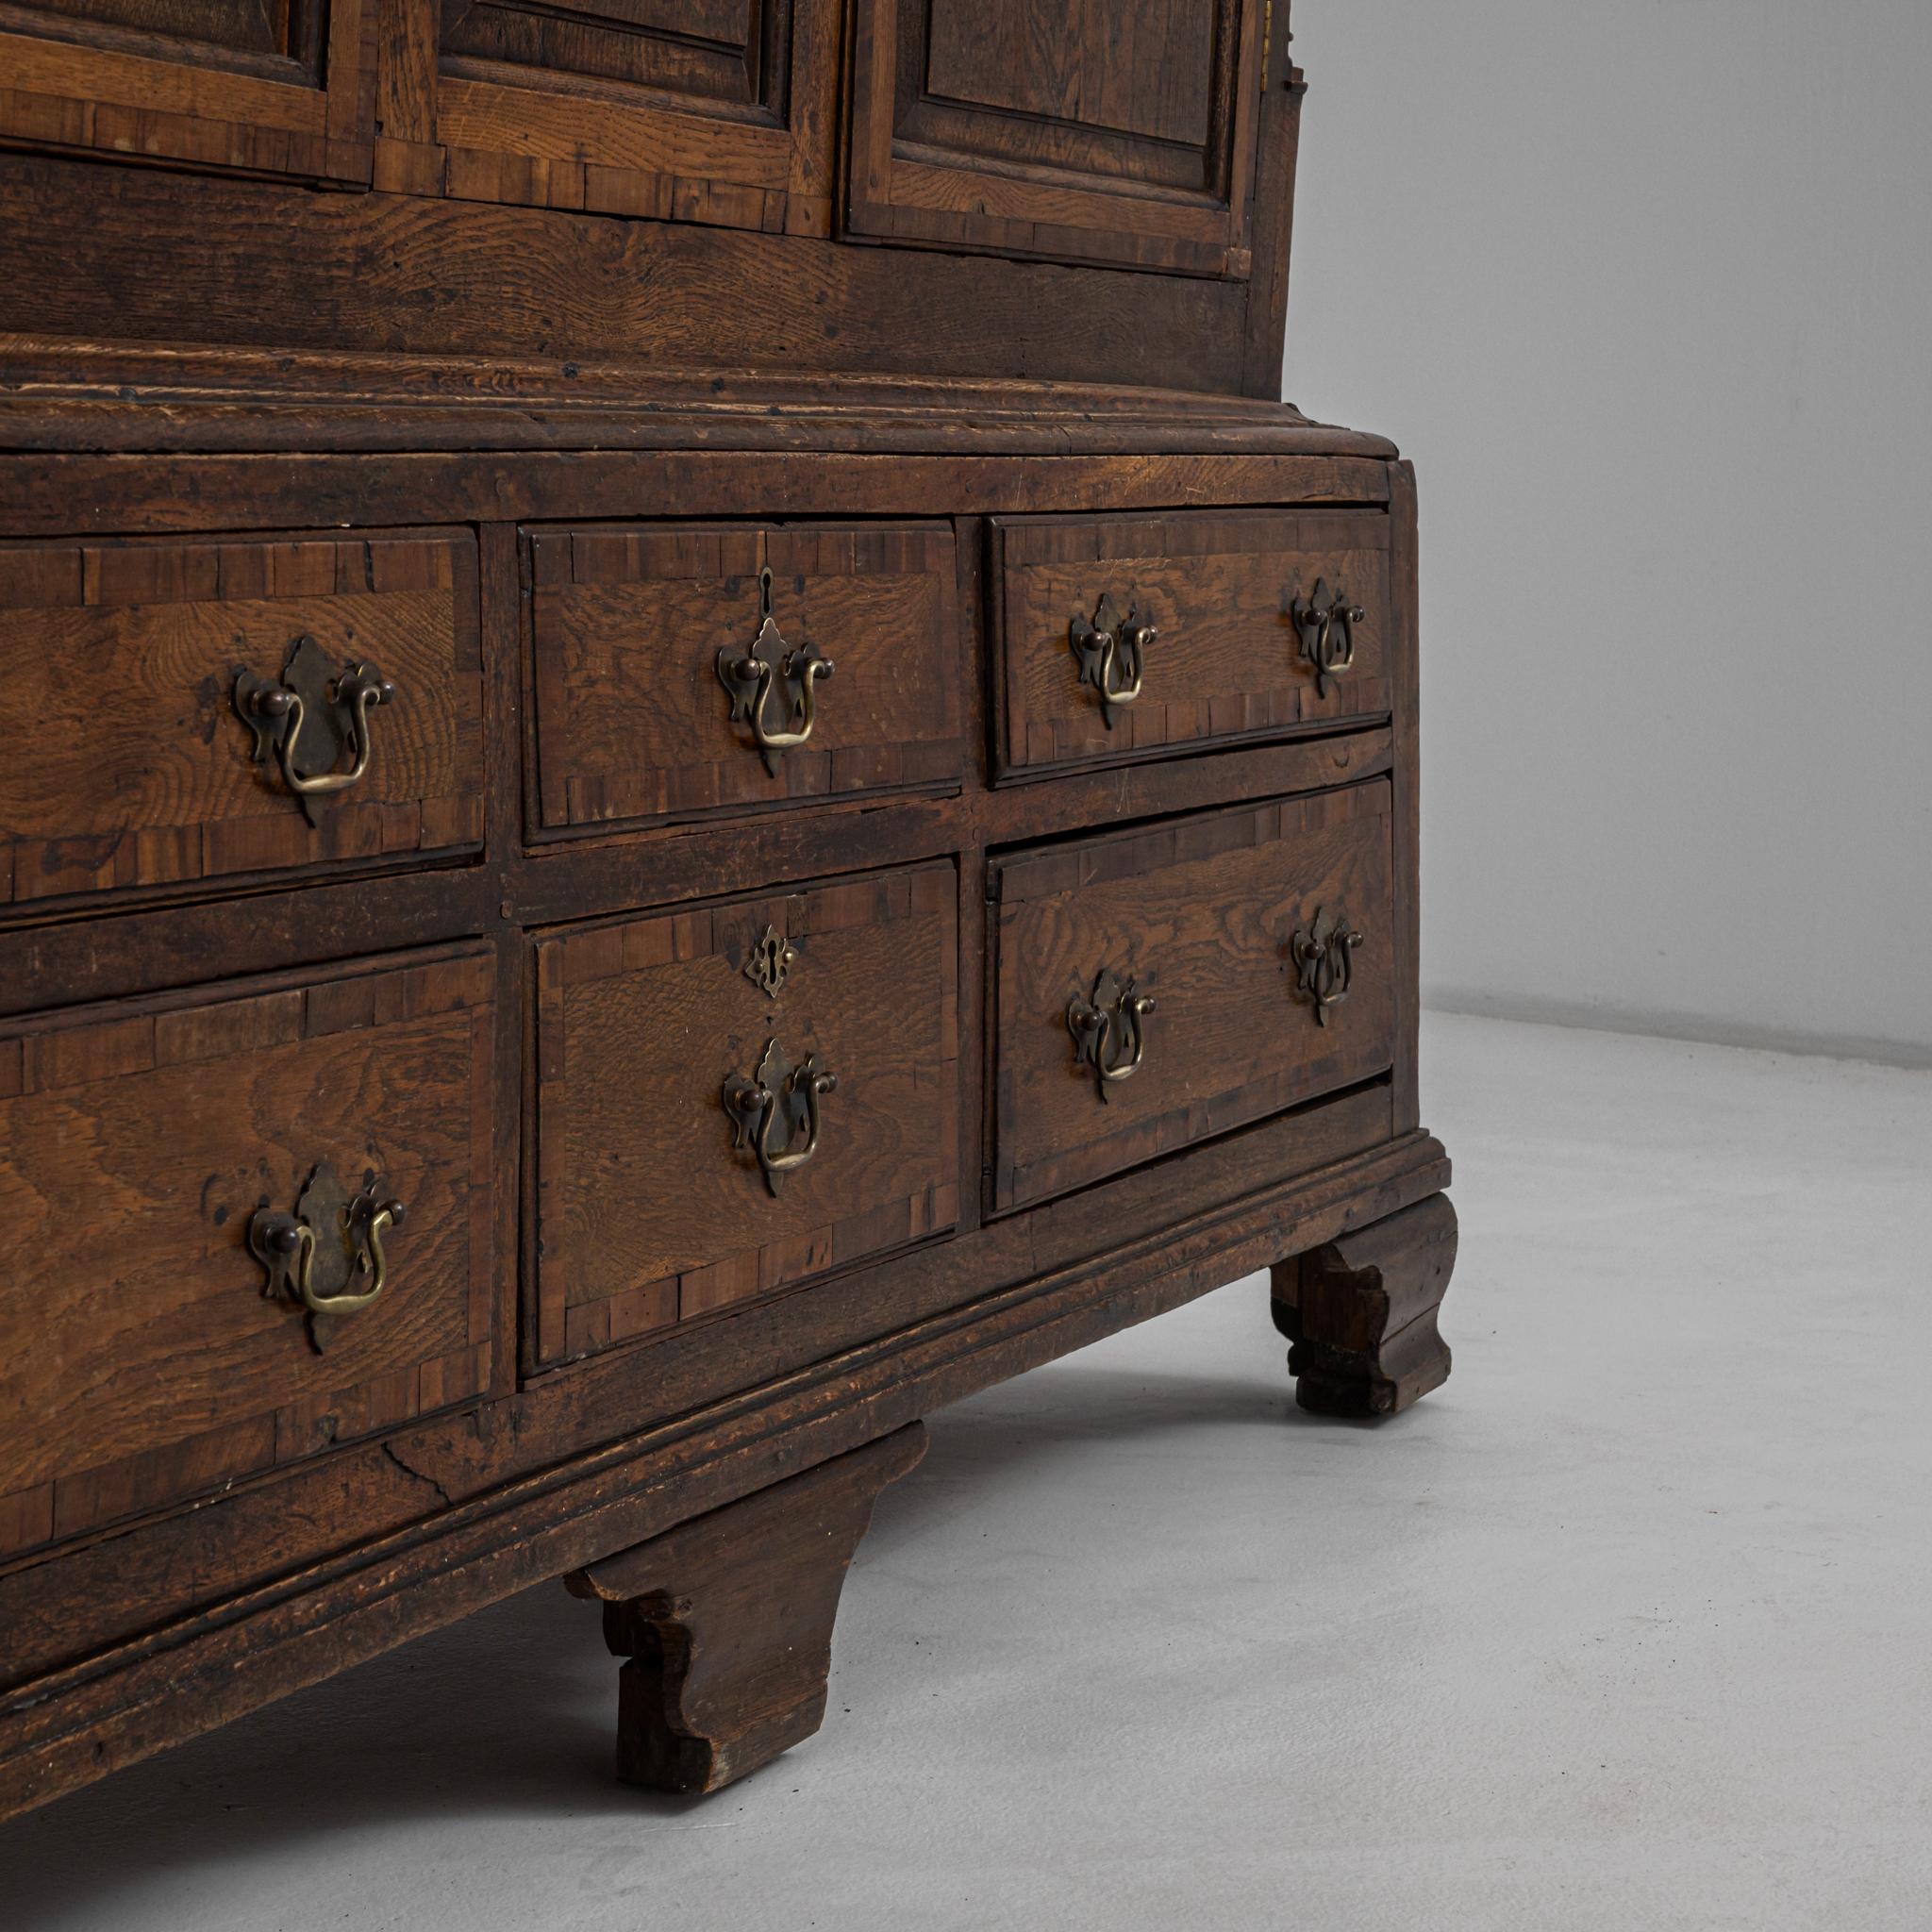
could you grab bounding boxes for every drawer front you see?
[990,782,1395,1212]
[0,530,483,910]
[0,946,496,1560]
[535,863,958,1365]
[992,508,1392,777]
[528,522,964,831]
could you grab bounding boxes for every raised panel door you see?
[845,0,1267,275]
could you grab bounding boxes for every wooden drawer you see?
[991,508,1392,778]
[528,522,964,832]
[0,946,496,1561]
[989,782,1396,1212]
[534,863,959,1365]
[0,530,483,912]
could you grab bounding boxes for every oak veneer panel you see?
[0,528,483,912]
[990,781,1396,1211]
[528,521,963,831]
[535,861,958,1364]
[374,0,840,236]
[0,155,1251,394]
[844,0,1262,276]
[992,508,1392,778]
[0,945,495,1557]
[0,0,373,180]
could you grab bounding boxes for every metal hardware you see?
[1066,968,1157,1102]
[716,565,835,775]
[1069,591,1154,729]
[1289,579,1365,698]
[723,1038,837,1196]
[234,635,397,826]
[743,924,798,1000]
[1290,908,1364,1025]
[247,1161,407,1351]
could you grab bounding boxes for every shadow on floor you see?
[1,1351,1362,1924]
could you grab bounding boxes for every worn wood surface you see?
[535,863,959,1364]
[1271,1191,1457,1417]
[0,154,1256,394]
[0,1123,1447,1822]
[0,945,495,1557]
[0,0,1458,1832]
[529,521,961,832]
[0,528,482,915]
[993,508,1392,777]
[991,780,1397,1211]
[567,1422,926,1791]
[845,0,1261,276]
[0,0,372,182]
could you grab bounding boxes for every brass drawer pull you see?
[248,1160,407,1350]
[1290,578,1365,697]
[234,635,397,825]
[1067,968,1156,1101]
[717,565,835,774]
[1291,908,1363,1025]
[1069,592,1154,729]
[723,1038,838,1196]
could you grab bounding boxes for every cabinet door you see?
[845,0,1265,276]
[375,0,839,234]
[0,0,374,181]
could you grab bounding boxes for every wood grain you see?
[567,1422,927,1792]
[993,507,1392,777]
[0,0,372,180]
[528,520,962,832]
[844,0,1260,276]
[0,945,495,1554]
[535,862,959,1364]
[0,528,483,911]
[991,780,1397,1211]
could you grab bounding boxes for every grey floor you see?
[4,1014,1929,1931]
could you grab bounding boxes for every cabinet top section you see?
[0,0,1312,403]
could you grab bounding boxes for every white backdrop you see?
[1284,0,1932,1062]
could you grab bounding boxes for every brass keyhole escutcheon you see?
[717,566,835,775]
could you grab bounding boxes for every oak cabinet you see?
[844,0,1266,275]
[0,0,375,179]
[373,0,841,229]
[0,0,1458,1827]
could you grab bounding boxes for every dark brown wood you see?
[991,507,1392,778]
[0,0,375,183]
[990,780,1396,1210]
[844,0,1263,277]
[527,520,962,833]
[0,0,1461,1833]
[381,0,842,239]
[533,862,959,1364]
[0,154,1255,395]
[0,527,482,916]
[1271,1191,1457,1417]
[0,945,496,1556]
[566,1423,926,1792]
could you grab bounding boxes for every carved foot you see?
[564,1424,927,1794]
[1271,1193,1457,1418]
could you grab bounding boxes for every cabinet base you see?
[565,1424,927,1793]
[1272,1193,1457,1417]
